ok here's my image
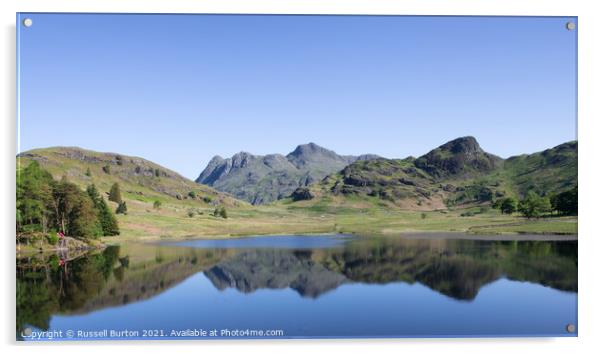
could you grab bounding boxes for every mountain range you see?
[302,137,577,210]
[17,136,577,212]
[196,143,380,204]
[196,137,577,208]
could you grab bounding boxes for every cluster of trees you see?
[86,185,120,236]
[492,187,577,218]
[16,161,120,240]
[550,187,578,216]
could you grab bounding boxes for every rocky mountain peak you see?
[414,136,502,178]
[288,143,336,159]
[196,143,379,204]
[230,152,256,168]
[443,136,483,154]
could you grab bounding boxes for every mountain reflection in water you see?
[16,235,577,338]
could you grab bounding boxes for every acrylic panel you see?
[16,13,578,341]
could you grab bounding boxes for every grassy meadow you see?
[104,194,577,243]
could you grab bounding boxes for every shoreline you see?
[104,230,578,245]
[390,231,578,241]
[16,236,106,257]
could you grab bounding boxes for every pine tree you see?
[86,184,101,202]
[97,197,120,235]
[108,183,122,203]
[87,184,119,236]
[116,201,128,215]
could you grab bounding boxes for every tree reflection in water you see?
[16,237,577,339]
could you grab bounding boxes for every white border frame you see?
[2,1,601,353]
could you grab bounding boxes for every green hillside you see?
[16,147,337,240]
[286,137,577,212]
[17,146,242,207]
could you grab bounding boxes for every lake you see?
[16,234,577,340]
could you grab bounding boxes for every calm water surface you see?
[17,234,577,340]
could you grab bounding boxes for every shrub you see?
[188,191,197,199]
[153,200,162,209]
[102,165,111,174]
[46,233,59,245]
[187,209,195,218]
[213,206,228,219]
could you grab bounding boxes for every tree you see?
[52,177,84,235]
[116,201,128,215]
[85,167,92,177]
[87,184,119,236]
[68,192,103,238]
[96,197,120,235]
[86,184,101,202]
[500,197,518,215]
[551,187,577,215]
[518,191,552,218]
[153,200,162,209]
[108,183,122,203]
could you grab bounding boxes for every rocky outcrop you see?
[290,187,314,201]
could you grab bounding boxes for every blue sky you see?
[18,14,577,179]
